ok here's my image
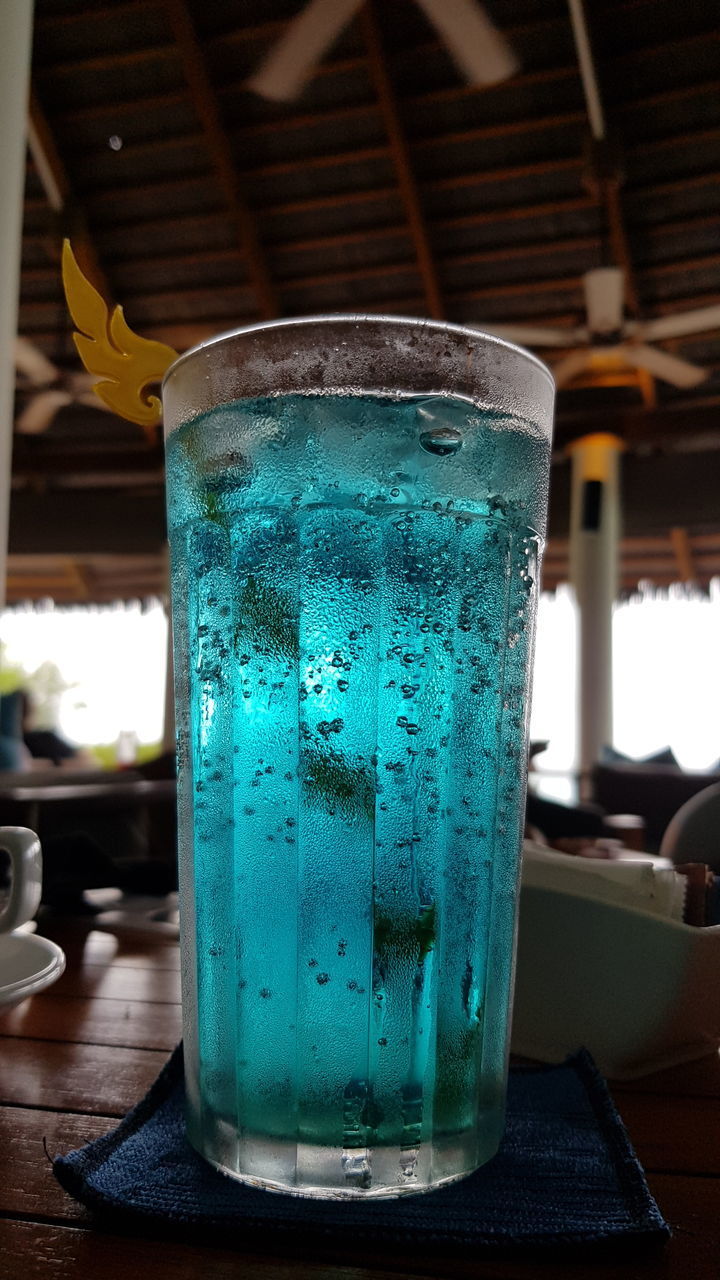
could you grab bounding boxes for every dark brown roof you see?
[11,0,720,599]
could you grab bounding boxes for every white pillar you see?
[567,433,624,789]
[0,2,35,610]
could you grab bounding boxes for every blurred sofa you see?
[592,761,720,850]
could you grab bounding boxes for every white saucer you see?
[0,929,66,1012]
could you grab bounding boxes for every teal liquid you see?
[167,393,547,1194]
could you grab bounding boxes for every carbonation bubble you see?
[419,426,463,456]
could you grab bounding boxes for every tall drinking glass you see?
[163,317,554,1199]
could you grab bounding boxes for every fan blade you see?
[415,0,519,85]
[76,391,114,411]
[14,337,59,386]
[67,370,100,395]
[622,343,709,389]
[246,0,363,102]
[583,267,625,336]
[639,305,720,343]
[15,390,72,435]
[481,323,588,348]
[551,350,594,387]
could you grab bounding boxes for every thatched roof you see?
[11,0,720,600]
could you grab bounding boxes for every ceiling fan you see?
[14,336,112,434]
[484,267,720,390]
[246,0,518,102]
[480,0,720,390]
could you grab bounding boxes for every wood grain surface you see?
[2,911,718,1280]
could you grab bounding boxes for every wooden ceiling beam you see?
[83,151,584,213]
[67,210,229,252]
[222,64,582,131]
[359,0,443,320]
[247,144,390,180]
[110,263,587,307]
[629,124,720,158]
[634,212,720,245]
[57,108,590,191]
[444,233,598,270]
[692,533,720,551]
[12,448,164,479]
[631,171,720,201]
[429,155,583,192]
[649,290,720,314]
[87,172,215,205]
[53,65,715,137]
[160,0,278,320]
[407,64,578,108]
[437,195,596,232]
[34,17,718,97]
[91,182,399,220]
[670,527,697,583]
[35,43,177,78]
[82,192,595,246]
[611,26,719,66]
[621,76,720,112]
[554,398,720,449]
[455,275,582,303]
[212,12,563,56]
[27,86,112,301]
[413,111,586,153]
[98,224,410,274]
[603,179,641,314]
[35,0,155,28]
[546,534,717,557]
[272,222,407,255]
[204,18,288,49]
[19,268,583,319]
[232,100,379,141]
[55,89,188,126]
[638,251,720,280]
[281,259,419,292]
[60,131,206,164]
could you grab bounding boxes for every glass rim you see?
[163,312,554,389]
[161,313,555,440]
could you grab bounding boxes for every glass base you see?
[191,1114,503,1200]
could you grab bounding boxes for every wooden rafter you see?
[413,111,586,153]
[160,0,278,320]
[669,527,697,583]
[35,0,157,30]
[27,86,112,300]
[581,149,653,399]
[555,398,720,450]
[38,193,593,258]
[52,270,583,316]
[35,42,177,79]
[52,227,597,284]
[359,1,443,319]
[610,24,719,68]
[78,150,585,215]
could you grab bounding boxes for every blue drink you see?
[164,321,553,1197]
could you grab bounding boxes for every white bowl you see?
[0,929,66,1011]
[512,884,720,1079]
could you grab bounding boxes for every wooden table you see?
[0,779,178,871]
[2,910,720,1279]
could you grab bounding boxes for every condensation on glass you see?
[163,316,554,1198]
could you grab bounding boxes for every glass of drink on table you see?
[160,316,554,1198]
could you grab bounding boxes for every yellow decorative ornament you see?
[61,240,178,439]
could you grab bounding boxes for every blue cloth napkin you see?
[54,1046,668,1254]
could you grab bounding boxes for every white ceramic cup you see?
[0,828,42,933]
